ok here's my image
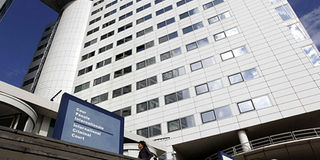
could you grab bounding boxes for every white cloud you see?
[300,6,320,48]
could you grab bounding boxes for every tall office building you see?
[22,0,320,159]
[0,0,14,21]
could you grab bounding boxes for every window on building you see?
[28,65,39,73]
[81,51,95,61]
[137,124,161,138]
[155,0,165,4]
[78,66,93,76]
[117,35,132,46]
[136,14,152,25]
[102,19,116,28]
[220,46,248,61]
[91,7,103,15]
[303,45,320,66]
[93,74,110,86]
[137,98,159,113]
[93,0,104,6]
[164,89,190,104]
[136,41,154,52]
[136,76,157,90]
[177,0,192,7]
[275,4,294,21]
[215,106,232,120]
[190,57,215,71]
[201,110,216,123]
[159,31,178,44]
[242,68,259,81]
[22,78,34,86]
[87,27,99,36]
[104,9,117,18]
[106,0,117,8]
[74,82,90,93]
[98,43,113,53]
[112,85,132,98]
[162,66,185,81]
[186,38,209,51]
[156,5,173,16]
[100,30,115,40]
[179,8,199,20]
[32,54,44,62]
[213,27,239,41]
[91,92,108,104]
[252,96,272,110]
[113,106,131,117]
[289,23,307,41]
[116,49,132,61]
[89,17,101,25]
[84,38,97,48]
[203,0,224,10]
[157,17,175,29]
[238,96,272,113]
[167,115,195,132]
[119,11,133,21]
[208,11,231,24]
[195,79,222,95]
[136,3,151,13]
[120,1,133,10]
[228,73,243,84]
[96,57,112,69]
[114,66,132,78]
[136,57,156,70]
[160,48,182,61]
[136,26,153,38]
[182,22,204,34]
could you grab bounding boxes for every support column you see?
[238,130,251,152]
[34,0,92,102]
[23,117,34,132]
[39,117,51,136]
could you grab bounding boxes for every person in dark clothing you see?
[138,141,154,160]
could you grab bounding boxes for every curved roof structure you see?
[40,0,74,13]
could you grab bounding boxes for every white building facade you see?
[23,0,320,159]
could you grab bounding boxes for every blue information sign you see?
[218,151,237,160]
[53,93,124,154]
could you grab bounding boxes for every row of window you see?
[136,115,195,137]
[89,0,224,37]
[93,0,192,16]
[76,65,260,106]
[86,8,231,53]
[136,94,272,137]
[78,42,250,90]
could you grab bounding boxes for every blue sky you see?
[0,0,319,88]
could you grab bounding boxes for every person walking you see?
[138,141,154,160]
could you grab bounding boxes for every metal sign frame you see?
[53,93,124,154]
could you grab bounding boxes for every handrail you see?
[205,127,320,160]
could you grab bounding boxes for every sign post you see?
[53,93,124,154]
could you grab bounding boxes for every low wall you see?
[0,126,137,160]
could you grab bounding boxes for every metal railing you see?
[205,127,320,160]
